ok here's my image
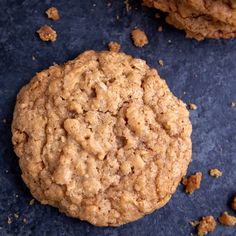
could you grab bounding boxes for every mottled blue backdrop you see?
[0,0,235,235]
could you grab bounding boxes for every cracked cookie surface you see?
[12,50,192,226]
[143,0,236,40]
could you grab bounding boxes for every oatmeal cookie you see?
[143,0,236,40]
[12,51,192,226]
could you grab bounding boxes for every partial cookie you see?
[186,0,236,27]
[143,0,236,40]
[167,13,236,41]
[12,50,192,226]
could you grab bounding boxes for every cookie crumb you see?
[116,15,120,20]
[124,0,131,12]
[32,56,36,61]
[7,217,12,224]
[209,168,222,178]
[29,199,35,205]
[219,212,236,226]
[14,213,19,219]
[46,7,60,21]
[108,41,121,53]
[232,196,236,211]
[190,220,200,227]
[37,25,57,42]
[155,13,160,18]
[158,59,164,66]
[189,103,197,110]
[2,118,6,124]
[230,101,235,108]
[131,28,149,48]
[23,218,28,223]
[157,26,163,32]
[197,216,217,236]
[182,172,202,194]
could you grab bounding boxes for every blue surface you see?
[0,0,236,235]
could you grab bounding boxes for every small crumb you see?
[157,26,163,32]
[197,216,217,236]
[15,194,19,198]
[14,213,19,219]
[158,59,164,66]
[189,103,197,110]
[5,170,8,173]
[124,0,131,12]
[232,196,236,211]
[37,25,57,42]
[2,118,6,124]
[209,168,222,178]
[29,199,35,205]
[219,212,236,226]
[108,41,121,53]
[32,56,36,61]
[7,217,12,224]
[230,101,235,108]
[23,218,28,223]
[93,3,96,7]
[131,28,149,48]
[168,39,172,43]
[182,172,202,194]
[107,2,111,7]
[155,13,160,18]
[116,15,120,20]
[190,220,200,227]
[46,7,60,21]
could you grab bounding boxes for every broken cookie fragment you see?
[46,7,60,21]
[108,41,121,52]
[131,28,149,47]
[197,215,217,236]
[219,212,236,226]
[37,25,57,42]
[182,172,202,194]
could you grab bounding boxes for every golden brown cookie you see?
[143,0,236,40]
[12,50,192,226]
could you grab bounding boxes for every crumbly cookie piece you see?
[12,50,192,226]
[108,41,121,52]
[219,212,236,226]
[37,25,57,42]
[232,196,236,211]
[131,28,149,47]
[182,172,202,194]
[197,216,217,236]
[143,0,236,40]
[209,168,222,178]
[46,7,60,21]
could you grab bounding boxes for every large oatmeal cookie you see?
[12,50,192,226]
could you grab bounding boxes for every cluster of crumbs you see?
[131,28,149,47]
[182,172,202,194]
[197,216,217,236]
[37,25,57,42]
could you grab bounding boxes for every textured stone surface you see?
[0,0,236,235]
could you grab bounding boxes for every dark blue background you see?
[0,0,235,235]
